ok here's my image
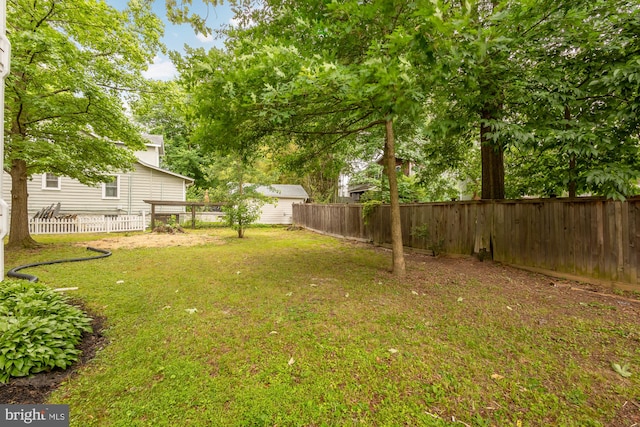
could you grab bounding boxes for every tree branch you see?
[23,98,93,126]
[280,117,384,137]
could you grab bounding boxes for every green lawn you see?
[6,228,639,426]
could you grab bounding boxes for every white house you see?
[254,184,309,224]
[1,134,194,219]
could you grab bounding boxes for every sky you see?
[107,0,235,80]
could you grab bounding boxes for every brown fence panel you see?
[293,198,640,289]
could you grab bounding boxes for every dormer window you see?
[42,173,61,190]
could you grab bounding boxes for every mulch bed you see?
[0,314,107,404]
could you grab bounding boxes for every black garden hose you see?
[7,247,112,283]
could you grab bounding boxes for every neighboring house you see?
[376,155,414,177]
[345,155,413,203]
[254,184,309,224]
[348,183,377,202]
[1,134,194,219]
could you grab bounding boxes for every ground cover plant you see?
[3,228,639,426]
[0,280,93,382]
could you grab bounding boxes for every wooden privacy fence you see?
[293,197,640,290]
[29,214,147,235]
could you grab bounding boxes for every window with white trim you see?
[42,173,61,190]
[102,175,120,199]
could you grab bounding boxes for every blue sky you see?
[107,0,234,80]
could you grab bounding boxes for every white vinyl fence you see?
[29,214,147,235]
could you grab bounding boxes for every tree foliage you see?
[5,0,164,248]
[510,0,640,199]
[143,0,640,272]
[183,0,447,275]
[131,80,210,187]
[424,0,640,200]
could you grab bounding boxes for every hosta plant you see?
[0,280,93,382]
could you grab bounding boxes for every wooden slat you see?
[291,198,640,290]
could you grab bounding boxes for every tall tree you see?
[188,0,441,276]
[5,0,164,248]
[131,79,209,187]
[425,0,640,200]
[426,0,517,200]
[508,0,640,199]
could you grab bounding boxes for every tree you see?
[131,80,209,187]
[425,0,519,200]
[177,0,638,266]
[425,0,640,200]
[5,0,164,248]
[507,0,640,199]
[191,0,442,276]
[215,159,273,238]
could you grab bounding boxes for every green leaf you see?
[0,280,92,382]
[611,363,632,378]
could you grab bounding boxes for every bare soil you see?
[83,231,224,250]
[1,232,639,426]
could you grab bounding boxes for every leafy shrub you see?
[411,224,446,256]
[0,280,92,382]
[361,200,382,225]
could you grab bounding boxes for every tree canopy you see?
[139,0,639,272]
[5,0,164,248]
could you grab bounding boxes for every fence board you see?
[29,214,147,235]
[293,198,640,289]
[632,201,640,284]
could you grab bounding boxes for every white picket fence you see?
[29,213,148,235]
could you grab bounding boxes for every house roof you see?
[349,183,376,194]
[115,134,165,154]
[137,160,194,183]
[254,184,309,200]
[142,133,165,155]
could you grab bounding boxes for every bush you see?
[0,280,93,382]
[411,224,446,256]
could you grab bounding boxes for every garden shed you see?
[254,184,309,224]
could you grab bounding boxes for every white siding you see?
[134,146,161,167]
[1,162,188,219]
[258,198,304,224]
[129,164,187,214]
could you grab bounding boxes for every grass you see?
[5,228,639,426]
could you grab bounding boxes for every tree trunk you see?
[383,119,406,277]
[480,106,505,200]
[237,171,245,238]
[7,158,38,249]
[565,105,577,198]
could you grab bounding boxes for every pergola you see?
[143,200,223,229]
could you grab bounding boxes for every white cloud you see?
[229,14,255,29]
[143,56,177,81]
[196,32,214,43]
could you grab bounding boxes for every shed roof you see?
[254,184,309,200]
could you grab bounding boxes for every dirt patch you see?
[82,231,223,250]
